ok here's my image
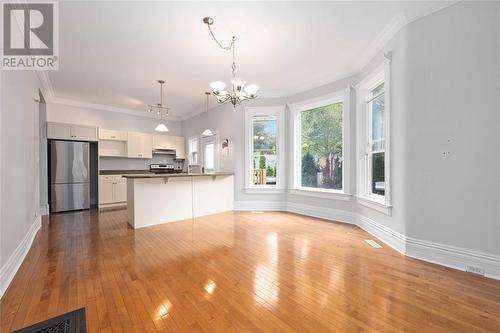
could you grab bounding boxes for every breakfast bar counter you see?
[123,173,234,229]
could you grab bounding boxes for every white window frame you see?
[188,136,199,165]
[201,132,219,173]
[289,89,351,201]
[356,59,392,215]
[244,106,285,193]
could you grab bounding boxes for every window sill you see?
[356,195,392,216]
[289,188,352,201]
[244,187,286,194]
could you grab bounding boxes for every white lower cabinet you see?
[99,175,127,209]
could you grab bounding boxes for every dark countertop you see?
[122,172,234,179]
[99,170,150,175]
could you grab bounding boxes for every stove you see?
[149,164,183,174]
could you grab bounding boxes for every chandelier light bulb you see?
[210,81,226,94]
[244,84,259,97]
[230,77,246,91]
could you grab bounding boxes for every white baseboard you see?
[234,200,287,211]
[234,200,355,225]
[406,237,500,280]
[40,204,50,216]
[0,214,42,298]
[357,215,407,255]
[233,200,500,280]
[286,202,356,225]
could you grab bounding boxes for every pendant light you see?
[202,92,214,137]
[147,80,170,132]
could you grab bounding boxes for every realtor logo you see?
[1,1,59,70]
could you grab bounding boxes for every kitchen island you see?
[123,173,234,229]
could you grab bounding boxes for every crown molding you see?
[352,12,408,73]
[36,71,55,101]
[46,1,458,124]
[50,97,183,122]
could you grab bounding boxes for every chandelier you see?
[203,17,259,107]
[147,80,170,132]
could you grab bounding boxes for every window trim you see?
[289,89,351,197]
[244,105,285,192]
[356,59,392,214]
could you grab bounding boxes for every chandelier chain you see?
[203,16,258,107]
[207,23,237,78]
[231,37,236,78]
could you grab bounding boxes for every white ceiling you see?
[48,1,452,120]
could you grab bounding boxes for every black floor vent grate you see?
[12,308,86,333]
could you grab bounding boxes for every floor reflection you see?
[254,232,279,307]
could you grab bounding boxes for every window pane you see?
[253,116,277,185]
[301,102,343,190]
[371,94,384,142]
[371,152,385,195]
[371,82,384,97]
[189,138,198,165]
[204,143,214,170]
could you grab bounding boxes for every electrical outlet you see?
[465,265,485,276]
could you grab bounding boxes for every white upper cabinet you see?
[153,135,175,150]
[127,131,153,158]
[99,129,127,141]
[47,122,98,141]
[173,136,185,159]
[73,125,98,141]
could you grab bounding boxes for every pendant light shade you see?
[202,92,214,137]
[155,123,169,132]
[202,128,214,136]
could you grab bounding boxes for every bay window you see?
[357,60,392,214]
[290,90,350,199]
[368,82,385,196]
[244,106,285,192]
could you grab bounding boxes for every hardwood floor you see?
[1,210,499,332]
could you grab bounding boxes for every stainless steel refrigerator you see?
[50,140,90,212]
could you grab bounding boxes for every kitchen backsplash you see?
[100,155,181,171]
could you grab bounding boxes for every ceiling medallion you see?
[203,17,259,107]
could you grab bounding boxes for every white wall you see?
[402,1,500,255]
[39,95,48,212]
[1,70,43,268]
[47,102,183,170]
[182,1,500,261]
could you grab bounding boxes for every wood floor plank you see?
[1,209,499,332]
